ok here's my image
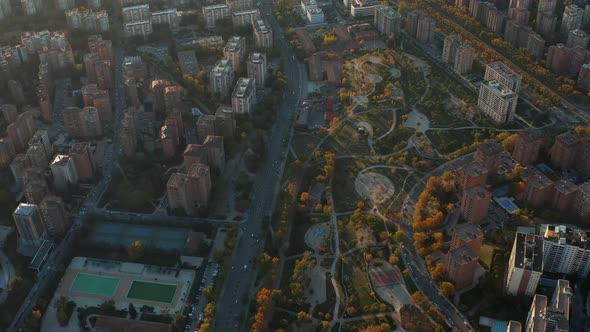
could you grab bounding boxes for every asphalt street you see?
[212,1,307,330]
[400,153,476,332]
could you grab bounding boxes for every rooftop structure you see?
[506,232,544,296]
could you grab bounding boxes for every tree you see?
[173,313,187,329]
[204,303,216,317]
[9,276,23,291]
[440,281,456,297]
[129,303,138,319]
[296,311,311,322]
[127,241,144,260]
[411,291,428,308]
[502,134,518,152]
[300,192,311,204]
[204,286,214,302]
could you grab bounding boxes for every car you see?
[244,264,248,269]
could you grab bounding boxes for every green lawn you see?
[127,281,177,303]
[479,244,496,270]
[70,273,120,297]
[352,265,374,308]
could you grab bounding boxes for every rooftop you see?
[488,61,521,80]
[513,232,543,272]
[462,161,488,177]
[524,172,553,189]
[541,224,588,248]
[204,3,229,10]
[555,131,580,147]
[376,5,401,17]
[167,172,189,187]
[570,28,588,38]
[518,128,542,142]
[212,59,233,76]
[449,245,478,264]
[454,223,483,242]
[529,294,548,332]
[14,203,38,216]
[506,321,522,332]
[224,37,244,52]
[254,19,270,33]
[187,163,210,178]
[203,135,224,147]
[51,154,72,167]
[496,152,519,175]
[233,9,261,15]
[29,240,53,270]
[233,78,254,98]
[123,4,149,11]
[215,106,233,117]
[70,142,90,155]
[552,279,572,318]
[248,52,265,63]
[486,80,516,98]
[553,179,577,194]
[477,141,503,156]
[466,185,491,199]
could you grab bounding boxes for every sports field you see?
[127,281,177,303]
[70,273,120,297]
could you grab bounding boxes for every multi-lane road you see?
[212,0,307,330]
[399,153,476,332]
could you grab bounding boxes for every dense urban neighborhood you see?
[0,0,589,332]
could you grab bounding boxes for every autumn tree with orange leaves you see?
[251,288,273,332]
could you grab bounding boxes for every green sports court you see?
[70,273,120,297]
[126,281,177,303]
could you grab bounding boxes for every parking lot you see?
[186,261,219,332]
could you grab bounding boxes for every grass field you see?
[127,281,177,303]
[479,244,496,270]
[70,273,120,297]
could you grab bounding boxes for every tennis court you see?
[70,273,120,297]
[127,281,177,303]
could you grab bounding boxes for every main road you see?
[212,0,307,330]
[399,153,476,332]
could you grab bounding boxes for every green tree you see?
[204,286,214,302]
[127,241,144,260]
[129,303,138,319]
[9,276,23,291]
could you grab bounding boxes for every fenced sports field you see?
[55,257,194,314]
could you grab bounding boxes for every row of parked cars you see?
[185,262,220,332]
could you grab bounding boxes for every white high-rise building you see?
[231,78,256,114]
[477,62,521,123]
[0,0,12,20]
[122,4,150,22]
[202,4,230,29]
[209,59,235,99]
[560,4,584,37]
[152,8,178,30]
[21,0,42,16]
[54,0,75,10]
[540,224,590,278]
[374,5,401,35]
[505,232,543,296]
[13,203,45,243]
[124,20,152,38]
[50,154,79,192]
[247,52,267,87]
